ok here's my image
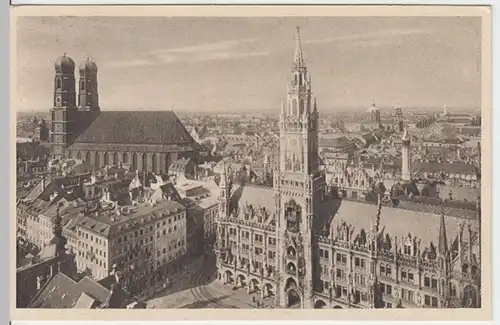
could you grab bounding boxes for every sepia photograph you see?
[11,5,492,321]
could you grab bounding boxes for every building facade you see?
[75,199,187,285]
[213,26,481,309]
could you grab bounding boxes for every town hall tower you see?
[274,26,326,308]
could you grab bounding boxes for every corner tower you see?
[275,26,326,309]
[50,54,78,158]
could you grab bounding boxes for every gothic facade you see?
[213,27,481,309]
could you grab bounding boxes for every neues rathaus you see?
[213,27,481,309]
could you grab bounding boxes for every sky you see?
[15,16,481,113]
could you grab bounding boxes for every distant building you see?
[169,158,196,180]
[393,106,404,133]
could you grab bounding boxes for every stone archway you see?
[263,283,274,297]
[333,305,343,309]
[286,288,301,308]
[314,300,327,309]
[463,285,479,308]
[224,270,233,284]
[236,274,247,288]
[285,277,297,291]
[250,278,260,293]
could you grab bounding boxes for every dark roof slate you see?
[74,111,195,146]
[29,272,111,309]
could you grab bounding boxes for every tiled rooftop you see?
[78,200,185,237]
[29,272,111,309]
[74,111,195,146]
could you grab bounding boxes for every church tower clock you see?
[51,53,78,158]
[274,26,326,308]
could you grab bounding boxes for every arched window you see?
[132,153,137,171]
[95,153,100,168]
[76,152,82,160]
[103,152,109,166]
[113,152,118,166]
[152,154,157,174]
[165,154,170,173]
[80,80,85,91]
[123,153,128,164]
[85,152,91,162]
[56,78,62,89]
[462,264,469,276]
[291,99,298,115]
[142,154,147,172]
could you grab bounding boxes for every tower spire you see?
[294,25,305,68]
[402,127,409,142]
[438,205,448,255]
[51,202,67,257]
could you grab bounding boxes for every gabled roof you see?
[29,272,111,309]
[73,111,195,146]
[329,198,478,251]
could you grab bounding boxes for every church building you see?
[50,55,197,174]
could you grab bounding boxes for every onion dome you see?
[79,57,98,73]
[54,53,75,74]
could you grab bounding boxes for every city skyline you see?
[16,16,481,113]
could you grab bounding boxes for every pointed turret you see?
[401,127,411,181]
[374,193,382,234]
[220,160,227,187]
[293,25,305,68]
[438,206,448,256]
[51,202,67,258]
[402,127,409,142]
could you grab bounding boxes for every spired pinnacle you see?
[402,127,409,141]
[294,25,305,68]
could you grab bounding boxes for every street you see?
[146,252,273,309]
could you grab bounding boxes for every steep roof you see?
[330,199,478,250]
[74,111,195,146]
[29,272,111,308]
[413,162,477,175]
